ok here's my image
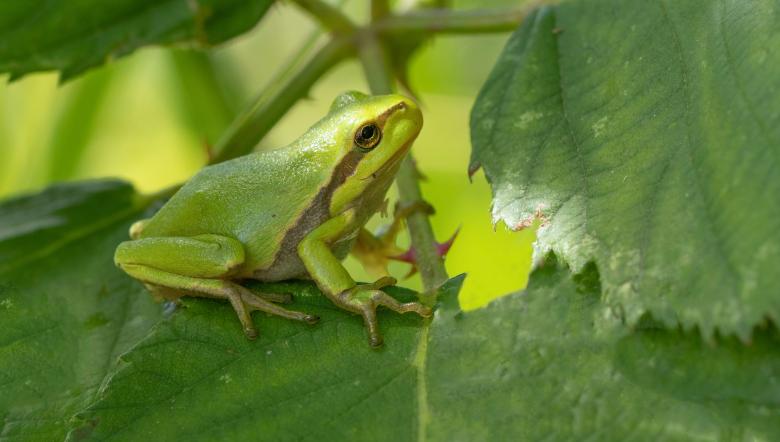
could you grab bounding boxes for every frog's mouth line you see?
[360,138,414,181]
[386,139,414,168]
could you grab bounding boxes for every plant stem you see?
[211,2,534,164]
[396,156,450,293]
[375,6,535,35]
[358,30,449,294]
[210,37,352,164]
[370,0,391,21]
[357,31,394,94]
[291,0,357,34]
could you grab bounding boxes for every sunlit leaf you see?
[69,253,780,440]
[471,0,780,338]
[427,257,780,440]
[3,181,776,440]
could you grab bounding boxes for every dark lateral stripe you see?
[258,148,365,275]
[257,99,408,276]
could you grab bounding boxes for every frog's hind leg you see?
[120,264,318,339]
[115,234,318,339]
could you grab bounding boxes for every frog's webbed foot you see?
[197,283,318,340]
[189,283,318,340]
[300,209,431,347]
[239,288,318,323]
[338,276,432,347]
[215,283,318,339]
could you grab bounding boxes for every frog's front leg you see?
[115,234,318,339]
[298,210,432,347]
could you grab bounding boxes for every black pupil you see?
[361,125,376,140]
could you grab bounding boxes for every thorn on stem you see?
[391,227,459,278]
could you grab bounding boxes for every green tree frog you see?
[114,91,430,347]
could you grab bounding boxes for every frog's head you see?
[321,91,423,215]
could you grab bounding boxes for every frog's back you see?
[140,146,337,270]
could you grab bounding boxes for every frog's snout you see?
[396,97,423,130]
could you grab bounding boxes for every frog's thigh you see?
[115,234,245,278]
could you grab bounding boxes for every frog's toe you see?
[244,326,259,340]
[239,290,318,326]
[369,334,384,348]
[333,281,433,347]
[357,303,384,348]
[371,291,432,317]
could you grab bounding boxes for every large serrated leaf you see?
[67,279,458,441]
[0,0,274,81]
[4,179,776,440]
[69,255,780,440]
[470,1,780,338]
[427,257,780,440]
[0,181,162,440]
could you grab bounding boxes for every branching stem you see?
[375,6,536,35]
[210,37,352,164]
[291,0,357,35]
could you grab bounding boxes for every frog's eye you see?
[354,123,381,151]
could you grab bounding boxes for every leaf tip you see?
[467,161,482,181]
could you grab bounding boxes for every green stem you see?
[291,0,357,34]
[210,37,353,164]
[357,31,394,94]
[358,31,449,294]
[396,156,449,293]
[370,0,391,21]
[210,2,536,164]
[375,6,535,35]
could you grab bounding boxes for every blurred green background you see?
[0,1,535,309]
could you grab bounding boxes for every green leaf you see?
[69,256,780,440]
[0,0,274,81]
[4,182,775,439]
[68,279,450,441]
[470,1,780,338]
[0,181,162,440]
[427,257,780,440]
